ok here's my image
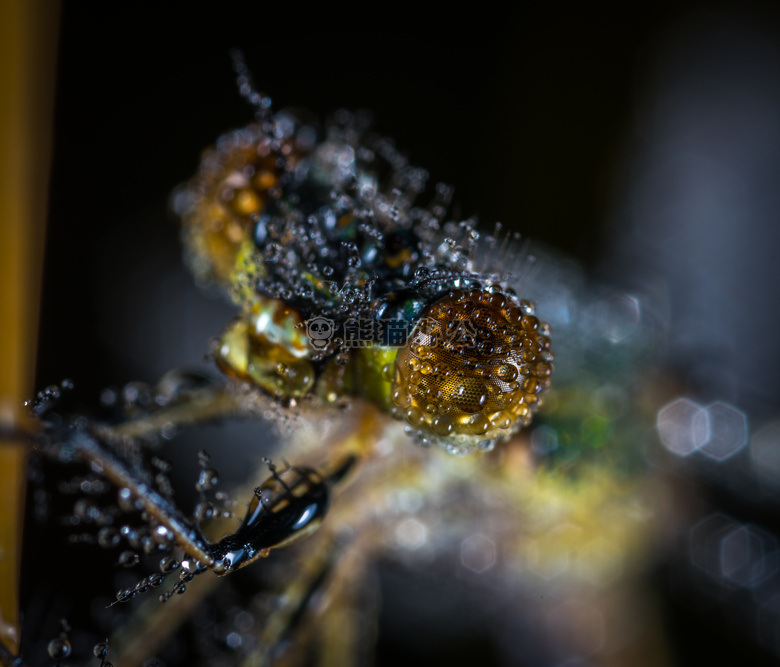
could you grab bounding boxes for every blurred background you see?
[27,2,780,665]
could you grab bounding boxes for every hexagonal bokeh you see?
[689,513,780,594]
[657,397,708,457]
[657,398,748,460]
[596,293,641,344]
[689,513,740,580]
[720,525,779,589]
[460,533,496,574]
[699,402,748,461]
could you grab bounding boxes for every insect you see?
[9,54,676,667]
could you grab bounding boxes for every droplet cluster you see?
[392,288,553,452]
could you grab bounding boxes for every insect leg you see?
[239,514,383,667]
[312,539,380,667]
[242,535,339,667]
[95,383,251,444]
[65,429,216,569]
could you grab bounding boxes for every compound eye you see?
[391,289,552,452]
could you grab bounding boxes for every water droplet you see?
[93,641,108,658]
[141,536,157,554]
[117,488,137,513]
[196,468,219,491]
[125,528,143,550]
[523,377,542,394]
[195,502,215,522]
[491,412,513,430]
[149,573,165,587]
[97,527,120,549]
[116,587,132,601]
[468,414,490,435]
[405,407,425,427]
[522,315,539,331]
[153,525,174,546]
[432,415,453,436]
[118,550,139,568]
[264,242,281,262]
[72,498,93,518]
[392,389,411,408]
[47,638,71,660]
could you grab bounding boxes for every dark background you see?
[32,3,780,666]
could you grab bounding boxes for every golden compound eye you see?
[392,289,553,453]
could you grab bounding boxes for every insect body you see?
[12,57,675,667]
[177,69,553,455]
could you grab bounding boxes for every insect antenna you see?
[229,49,272,122]
[109,571,167,607]
[261,456,291,492]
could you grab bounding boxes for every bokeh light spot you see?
[461,533,496,574]
[657,397,707,456]
[699,401,748,461]
[720,525,778,589]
